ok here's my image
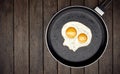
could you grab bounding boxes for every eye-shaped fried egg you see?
[61,21,92,52]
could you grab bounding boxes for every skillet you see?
[46,0,112,67]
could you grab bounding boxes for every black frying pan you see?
[46,0,112,67]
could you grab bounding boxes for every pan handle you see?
[94,0,112,16]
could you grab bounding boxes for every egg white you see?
[61,21,92,52]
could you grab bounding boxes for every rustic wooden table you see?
[0,0,120,74]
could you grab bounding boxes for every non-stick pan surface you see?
[46,6,108,67]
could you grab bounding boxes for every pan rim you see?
[45,5,109,68]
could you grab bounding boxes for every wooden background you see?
[0,0,120,74]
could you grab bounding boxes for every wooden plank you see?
[113,0,120,74]
[58,65,70,74]
[0,0,13,74]
[14,0,29,74]
[30,0,43,74]
[57,0,71,74]
[43,0,57,74]
[71,0,84,74]
[71,0,84,5]
[58,0,70,9]
[84,0,99,74]
[85,0,98,8]
[71,68,84,74]
[99,0,113,74]
[85,63,98,74]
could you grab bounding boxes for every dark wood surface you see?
[0,0,119,74]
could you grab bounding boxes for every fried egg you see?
[61,21,92,52]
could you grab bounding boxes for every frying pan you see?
[46,0,112,67]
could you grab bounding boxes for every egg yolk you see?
[66,27,77,38]
[78,33,88,43]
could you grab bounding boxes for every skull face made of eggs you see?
[61,21,92,52]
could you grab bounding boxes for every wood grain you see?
[84,0,99,74]
[30,0,43,74]
[85,63,98,74]
[113,0,120,74]
[57,0,71,74]
[43,0,58,74]
[14,0,29,74]
[99,0,113,74]
[71,0,84,5]
[71,68,84,74]
[58,0,70,9]
[71,0,84,74]
[85,0,98,8]
[58,65,70,74]
[0,0,119,74]
[0,0,13,74]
